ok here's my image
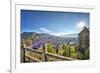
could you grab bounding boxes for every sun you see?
[77,22,86,29]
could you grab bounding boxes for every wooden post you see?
[45,44,48,53]
[23,48,26,62]
[69,45,71,57]
[41,52,46,62]
[41,45,46,62]
[22,44,26,62]
[56,48,58,54]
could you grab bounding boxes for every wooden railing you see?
[21,46,76,62]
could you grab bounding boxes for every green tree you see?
[47,44,56,54]
[77,48,89,60]
[70,46,78,59]
[62,44,70,57]
[84,48,89,59]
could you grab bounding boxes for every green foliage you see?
[47,44,56,54]
[61,45,78,59]
[77,48,90,60]
[70,46,78,59]
[62,44,70,57]
[71,53,78,59]
[85,48,89,59]
[33,53,41,60]
[58,45,64,55]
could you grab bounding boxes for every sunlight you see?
[77,22,86,29]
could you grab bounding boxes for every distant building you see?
[78,26,89,49]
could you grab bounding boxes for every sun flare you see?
[77,22,86,29]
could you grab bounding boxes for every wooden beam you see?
[25,54,41,62]
[45,53,76,61]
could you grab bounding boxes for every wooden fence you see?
[21,46,76,62]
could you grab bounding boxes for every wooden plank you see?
[45,53,76,61]
[24,47,77,61]
[25,54,41,62]
[25,48,43,54]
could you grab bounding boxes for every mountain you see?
[21,32,35,39]
[21,32,52,39]
[21,32,79,49]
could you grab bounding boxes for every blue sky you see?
[21,10,89,36]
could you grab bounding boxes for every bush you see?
[84,48,89,59]
[77,48,89,60]
[47,44,56,54]
[70,46,78,59]
[62,44,70,57]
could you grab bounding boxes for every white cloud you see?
[39,27,51,33]
[39,27,67,36]
[50,32,67,36]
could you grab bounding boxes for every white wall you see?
[0,0,100,73]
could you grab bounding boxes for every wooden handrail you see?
[25,54,41,62]
[45,53,75,61]
[25,48,43,53]
[22,47,76,62]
